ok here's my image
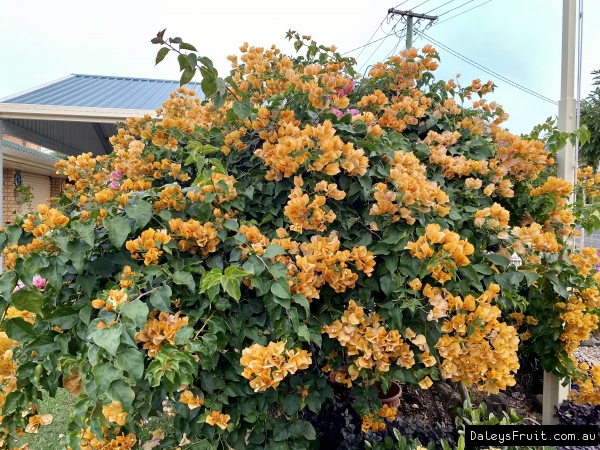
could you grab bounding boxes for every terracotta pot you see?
[377,380,402,407]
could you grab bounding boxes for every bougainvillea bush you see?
[0,29,597,449]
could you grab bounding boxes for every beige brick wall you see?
[2,133,41,151]
[50,177,63,199]
[3,168,18,226]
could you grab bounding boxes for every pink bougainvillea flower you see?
[346,108,361,116]
[32,275,47,290]
[331,108,343,119]
[13,281,25,293]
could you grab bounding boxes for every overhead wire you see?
[354,15,390,61]
[436,0,477,16]
[433,0,494,25]
[425,0,456,14]
[358,21,398,74]
[414,29,558,105]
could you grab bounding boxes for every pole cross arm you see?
[387,8,438,21]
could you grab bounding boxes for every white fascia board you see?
[0,103,157,123]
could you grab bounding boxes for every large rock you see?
[485,393,509,418]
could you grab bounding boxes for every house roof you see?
[0,74,202,110]
[0,74,203,157]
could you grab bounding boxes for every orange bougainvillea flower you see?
[179,390,204,409]
[205,411,231,430]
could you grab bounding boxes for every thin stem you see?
[164,43,241,101]
[194,311,216,339]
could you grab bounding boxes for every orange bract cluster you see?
[169,218,219,256]
[489,126,550,183]
[134,311,189,357]
[237,227,375,300]
[91,289,129,312]
[255,119,368,181]
[405,224,474,283]
[512,222,562,255]
[240,341,312,392]
[102,401,127,426]
[569,247,600,277]
[370,151,449,224]
[125,228,171,265]
[557,295,599,355]
[426,130,490,179]
[69,429,137,450]
[434,283,520,394]
[322,300,417,381]
[22,204,69,238]
[187,173,238,204]
[474,203,510,229]
[284,184,336,233]
[578,166,600,199]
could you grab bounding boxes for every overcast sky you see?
[0,0,598,135]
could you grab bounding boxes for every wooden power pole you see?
[387,8,438,49]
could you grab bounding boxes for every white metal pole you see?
[543,0,576,426]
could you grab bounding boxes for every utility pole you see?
[543,0,576,426]
[388,8,438,49]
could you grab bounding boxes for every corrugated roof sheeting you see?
[2,74,203,110]
[3,119,108,156]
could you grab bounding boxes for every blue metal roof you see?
[0,74,203,110]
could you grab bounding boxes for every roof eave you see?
[0,103,157,123]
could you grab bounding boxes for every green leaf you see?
[459,265,481,286]
[292,294,310,314]
[263,244,286,259]
[12,287,44,316]
[46,307,79,330]
[103,216,132,248]
[221,277,241,301]
[73,220,96,247]
[92,324,123,356]
[150,285,173,312]
[5,224,22,245]
[115,349,144,383]
[155,47,170,65]
[179,42,197,51]
[200,269,222,293]
[290,420,316,440]
[5,317,37,342]
[76,273,96,298]
[23,253,48,284]
[173,270,196,293]
[39,257,68,291]
[297,323,310,342]
[125,200,153,229]
[271,280,291,299]
[180,67,196,86]
[484,253,511,270]
[282,395,299,415]
[232,100,253,119]
[175,325,195,345]
[92,363,119,397]
[120,300,149,329]
[67,240,92,271]
[108,379,135,411]
[0,272,17,300]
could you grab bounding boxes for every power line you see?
[434,0,494,25]
[358,22,398,74]
[436,0,477,16]
[409,0,432,10]
[355,15,389,61]
[425,0,456,14]
[416,30,558,105]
